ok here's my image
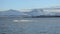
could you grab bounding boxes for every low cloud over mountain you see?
[0,8,60,17]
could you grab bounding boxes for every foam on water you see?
[13,19,32,22]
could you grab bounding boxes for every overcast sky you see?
[0,0,60,11]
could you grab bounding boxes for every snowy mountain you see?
[31,9,44,16]
[48,12,60,16]
[0,9,46,16]
[23,9,44,16]
[0,9,24,16]
[0,8,60,17]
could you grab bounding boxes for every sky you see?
[0,0,60,11]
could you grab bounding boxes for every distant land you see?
[0,8,60,18]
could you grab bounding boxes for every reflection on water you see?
[13,20,32,22]
[0,17,60,34]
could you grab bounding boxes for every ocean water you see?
[0,17,60,34]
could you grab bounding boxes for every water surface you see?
[0,17,60,34]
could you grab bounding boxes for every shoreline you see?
[0,16,60,18]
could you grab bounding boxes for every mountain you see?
[23,9,44,16]
[0,8,60,17]
[0,9,24,16]
[48,12,60,16]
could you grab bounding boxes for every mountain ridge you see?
[0,8,60,17]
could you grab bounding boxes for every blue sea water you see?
[0,17,60,34]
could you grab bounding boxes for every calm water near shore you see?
[0,17,60,34]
